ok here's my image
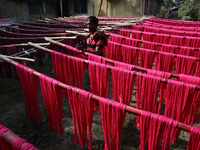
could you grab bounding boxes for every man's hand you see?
[75,43,83,50]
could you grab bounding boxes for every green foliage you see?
[178,0,200,21]
[164,0,175,7]
[173,0,187,5]
[164,0,186,7]
[156,6,168,18]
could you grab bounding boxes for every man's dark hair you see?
[87,16,98,25]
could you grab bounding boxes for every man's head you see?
[87,16,98,34]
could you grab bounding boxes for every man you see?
[76,16,107,56]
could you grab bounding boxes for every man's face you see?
[87,20,97,33]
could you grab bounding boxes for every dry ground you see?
[0,57,197,150]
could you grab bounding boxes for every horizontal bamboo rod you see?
[0,43,50,47]
[114,29,200,51]
[44,38,181,79]
[117,43,200,61]
[47,36,77,40]
[2,130,31,150]
[0,54,192,133]
[107,33,200,52]
[65,30,88,36]
[45,37,68,48]
[0,48,36,59]
[16,43,50,46]
[28,42,52,53]
[0,49,36,63]
[1,55,35,62]
[28,41,200,92]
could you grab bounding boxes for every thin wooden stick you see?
[11,49,36,57]
[28,42,52,53]
[47,36,77,40]
[65,30,88,36]
[0,54,35,62]
[17,43,50,46]
[0,48,37,64]
[45,18,51,21]
[1,43,50,47]
[44,38,67,47]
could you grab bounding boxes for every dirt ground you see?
[0,58,197,150]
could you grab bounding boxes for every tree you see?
[164,0,186,7]
[163,0,186,18]
[178,0,200,21]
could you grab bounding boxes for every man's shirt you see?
[86,31,107,56]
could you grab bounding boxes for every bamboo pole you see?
[11,49,36,57]
[2,130,31,150]
[29,41,200,92]
[28,42,164,79]
[44,38,181,78]
[45,18,51,21]
[0,49,37,63]
[113,28,200,52]
[16,43,50,46]
[0,54,192,133]
[1,43,50,48]
[103,18,146,29]
[1,55,35,62]
[65,30,88,36]
[106,32,200,52]
[37,19,45,22]
[28,42,53,53]
[47,36,77,40]
[45,37,68,47]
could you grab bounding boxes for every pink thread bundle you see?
[107,41,123,62]
[139,48,156,69]
[178,74,200,125]
[164,80,196,141]
[155,51,175,72]
[87,52,106,64]
[136,73,161,128]
[147,69,172,114]
[110,33,126,44]
[16,64,41,121]
[140,111,178,150]
[122,45,139,65]
[39,74,64,135]
[89,61,110,110]
[67,87,94,150]
[51,51,86,89]
[112,67,135,105]
[175,55,197,75]
[99,98,126,150]
[187,127,200,150]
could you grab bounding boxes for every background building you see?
[0,0,59,22]
[0,0,161,22]
[67,0,161,17]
